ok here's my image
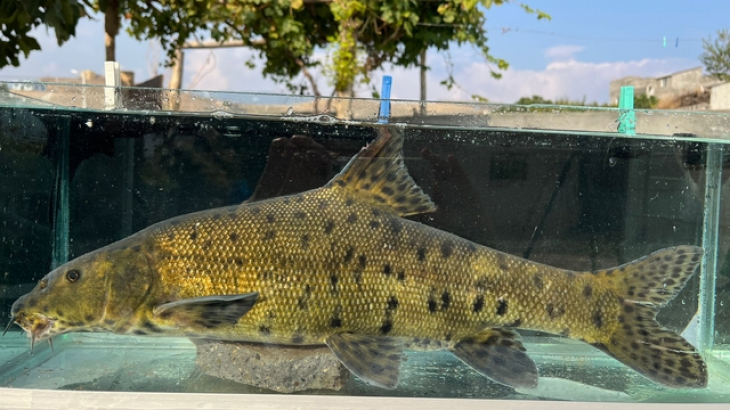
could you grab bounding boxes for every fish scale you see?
[9,126,708,390]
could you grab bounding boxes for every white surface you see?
[2,388,730,410]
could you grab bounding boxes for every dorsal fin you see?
[326,127,436,217]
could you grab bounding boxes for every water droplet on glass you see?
[681,299,686,305]
[608,157,617,167]
[85,120,93,128]
[149,116,156,124]
[286,107,294,116]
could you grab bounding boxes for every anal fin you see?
[325,333,404,389]
[152,293,259,330]
[450,328,538,388]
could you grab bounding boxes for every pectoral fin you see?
[153,293,259,329]
[450,328,538,388]
[325,333,404,389]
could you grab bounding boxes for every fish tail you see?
[592,246,708,388]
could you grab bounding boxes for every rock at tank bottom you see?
[194,340,350,393]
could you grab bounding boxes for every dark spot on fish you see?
[473,295,485,312]
[560,328,570,337]
[387,296,399,311]
[496,254,509,272]
[212,213,221,220]
[235,258,243,266]
[104,319,116,326]
[346,198,354,207]
[389,219,403,234]
[251,206,261,215]
[397,270,405,281]
[283,198,291,205]
[84,314,95,322]
[330,317,342,328]
[266,214,275,223]
[297,285,311,310]
[292,334,305,344]
[417,247,427,262]
[190,232,198,241]
[301,234,310,249]
[441,291,451,310]
[318,200,329,210]
[593,311,603,329]
[358,254,367,268]
[230,233,238,242]
[167,232,175,241]
[344,247,354,263]
[334,180,346,187]
[264,230,276,240]
[131,245,141,253]
[533,275,543,290]
[330,274,339,293]
[565,270,576,278]
[369,220,381,229]
[373,195,387,203]
[347,213,358,224]
[294,211,307,220]
[440,240,454,259]
[259,325,271,335]
[57,309,65,317]
[546,303,555,319]
[394,195,406,204]
[583,285,593,298]
[381,186,394,196]
[380,320,393,335]
[428,298,438,313]
[383,264,392,276]
[133,330,147,336]
[324,220,335,235]
[466,242,477,254]
[203,239,212,250]
[296,196,304,203]
[496,299,508,316]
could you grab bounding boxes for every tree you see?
[633,93,658,109]
[123,0,549,97]
[700,29,730,82]
[0,0,90,68]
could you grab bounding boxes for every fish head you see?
[8,241,156,345]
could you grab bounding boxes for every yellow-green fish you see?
[6,127,707,389]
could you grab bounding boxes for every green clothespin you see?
[618,86,636,136]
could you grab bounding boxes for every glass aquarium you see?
[0,81,729,408]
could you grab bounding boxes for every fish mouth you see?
[4,313,56,353]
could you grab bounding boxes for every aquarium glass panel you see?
[1,82,729,403]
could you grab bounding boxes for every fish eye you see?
[66,269,81,283]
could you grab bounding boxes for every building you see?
[609,66,725,108]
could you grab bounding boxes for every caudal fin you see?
[592,246,708,388]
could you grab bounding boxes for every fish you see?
[6,126,708,389]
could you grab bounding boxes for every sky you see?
[1,0,728,104]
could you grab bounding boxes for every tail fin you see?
[592,246,708,388]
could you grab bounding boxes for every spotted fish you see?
[6,126,707,389]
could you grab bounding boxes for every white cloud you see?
[544,45,585,61]
[447,56,695,103]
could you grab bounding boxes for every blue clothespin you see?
[618,86,636,136]
[378,75,392,124]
